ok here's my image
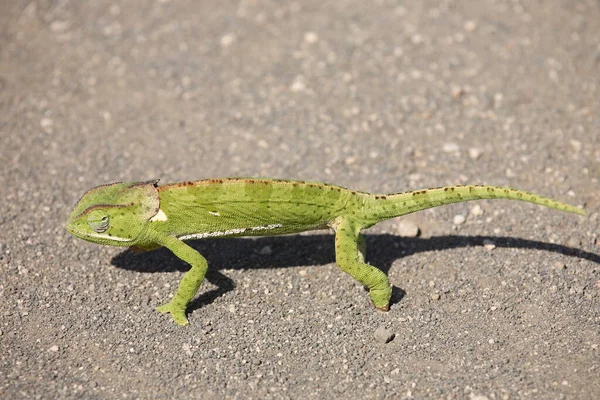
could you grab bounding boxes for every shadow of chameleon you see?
[111,234,599,312]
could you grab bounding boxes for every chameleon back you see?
[155,178,360,239]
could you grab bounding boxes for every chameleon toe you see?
[156,302,189,326]
[375,304,390,312]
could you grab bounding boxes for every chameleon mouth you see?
[65,224,133,244]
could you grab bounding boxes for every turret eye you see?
[87,210,110,233]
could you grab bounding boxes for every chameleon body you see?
[65,178,585,325]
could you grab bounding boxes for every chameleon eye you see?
[87,210,110,233]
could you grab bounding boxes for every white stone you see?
[395,221,420,237]
[453,214,466,225]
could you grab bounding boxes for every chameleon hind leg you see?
[357,232,367,263]
[333,217,391,311]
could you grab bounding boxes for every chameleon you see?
[65,178,585,326]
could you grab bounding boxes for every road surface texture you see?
[1,0,599,398]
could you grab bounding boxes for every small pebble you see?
[182,343,192,356]
[40,118,54,133]
[553,261,567,270]
[220,33,236,47]
[259,245,272,255]
[451,86,465,98]
[48,345,59,352]
[430,293,441,301]
[566,236,580,248]
[470,204,484,217]
[483,239,496,250]
[290,80,306,92]
[493,92,504,108]
[443,142,460,152]
[50,20,70,32]
[395,221,420,237]
[468,147,483,160]
[464,20,478,32]
[570,139,582,152]
[304,32,319,44]
[453,214,466,225]
[374,326,395,344]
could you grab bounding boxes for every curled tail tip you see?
[574,207,586,216]
[558,204,586,216]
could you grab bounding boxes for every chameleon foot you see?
[374,303,390,312]
[156,301,189,326]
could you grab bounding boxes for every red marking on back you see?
[157,178,355,197]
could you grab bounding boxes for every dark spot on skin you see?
[444,188,449,192]
[450,187,455,191]
[469,187,473,192]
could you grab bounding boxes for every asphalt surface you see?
[1,0,599,398]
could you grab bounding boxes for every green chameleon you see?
[65,178,585,326]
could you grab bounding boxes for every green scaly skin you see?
[65,178,586,325]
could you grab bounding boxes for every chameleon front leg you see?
[154,235,208,326]
[333,217,391,311]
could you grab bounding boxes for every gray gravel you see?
[1,0,599,399]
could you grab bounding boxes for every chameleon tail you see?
[359,185,585,224]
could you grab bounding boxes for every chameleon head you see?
[65,180,160,246]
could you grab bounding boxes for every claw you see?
[374,303,390,312]
[156,301,189,326]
